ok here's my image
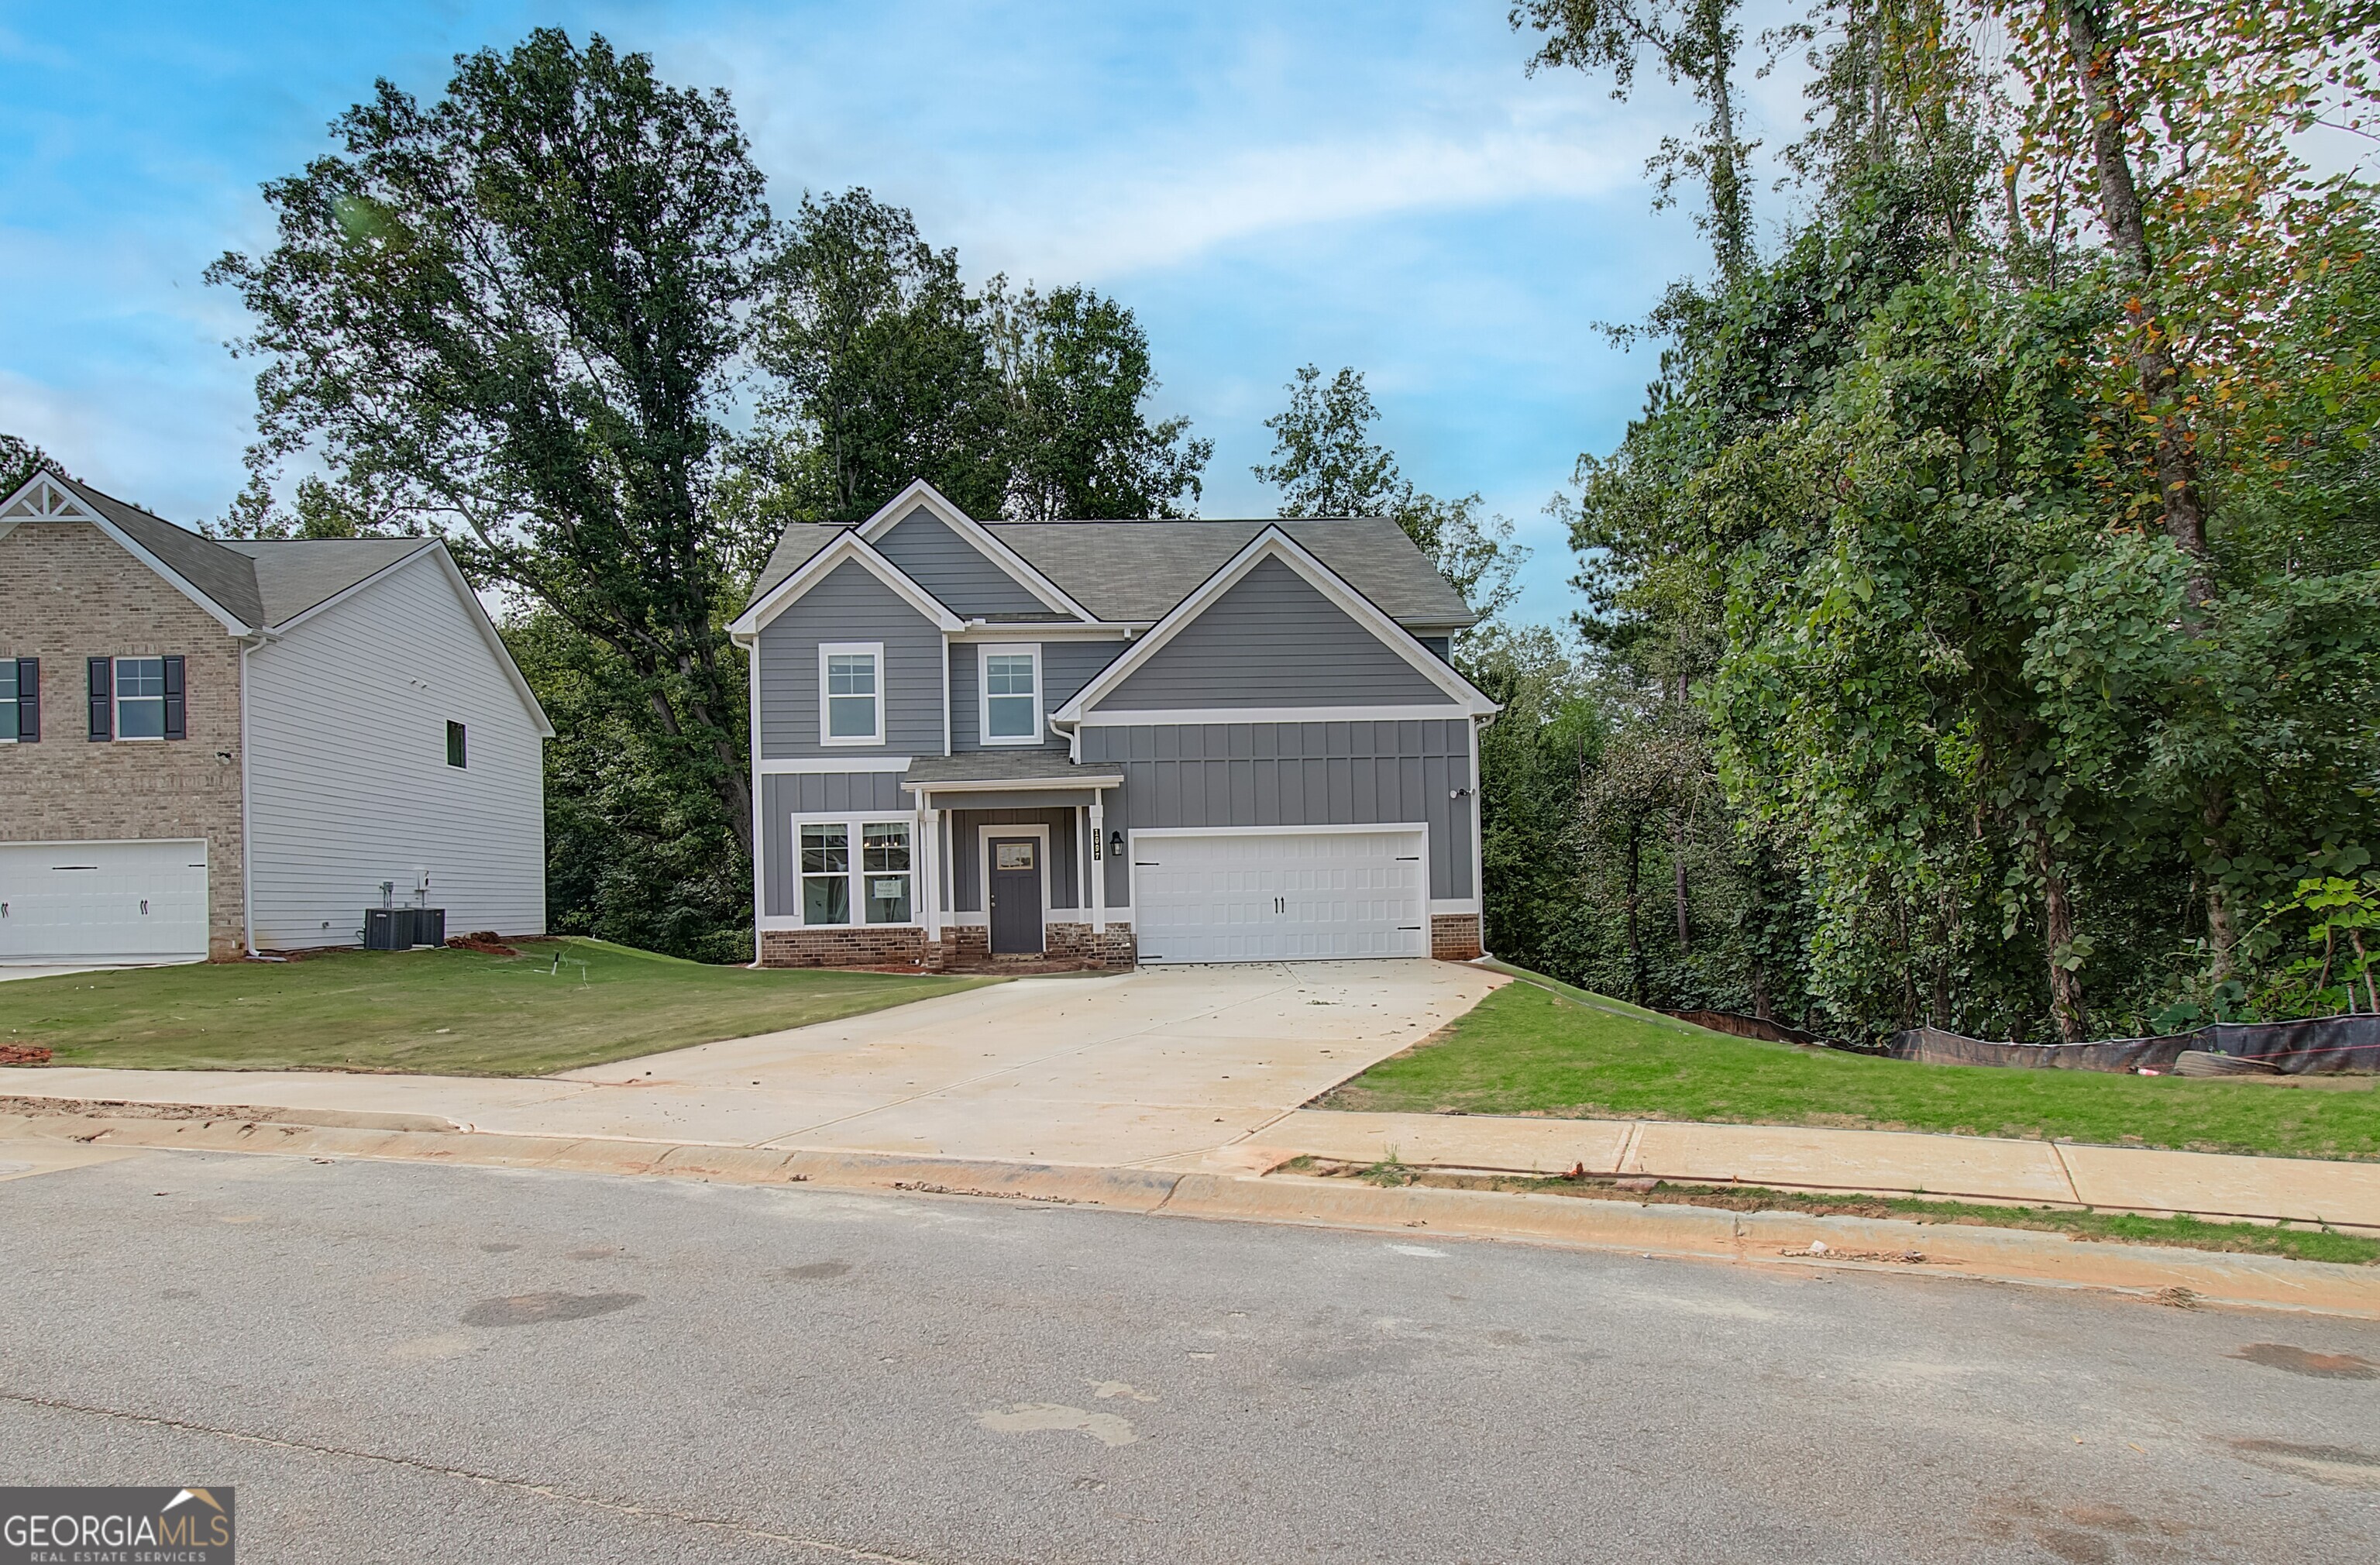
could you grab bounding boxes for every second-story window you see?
[981,645,1041,745]
[820,642,883,745]
[113,657,168,740]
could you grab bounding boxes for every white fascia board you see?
[1077,704,1481,726]
[4,473,254,635]
[728,529,966,636]
[854,480,1094,622]
[951,623,1137,641]
[758,756,913,774]
[1049,526,1500,723]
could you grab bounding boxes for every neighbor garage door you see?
[1131,828,1428,964]
[0,839,210,964]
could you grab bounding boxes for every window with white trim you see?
[0,659,17,742]
[819,643,884,745]
[114,656,167,740]
[798,817,916,925]
[979,644,1041,745]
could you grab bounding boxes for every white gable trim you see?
[728,528,967,637]
[422,546,555,739]
[855,480,1093,622]
[0,473,252,635]
[1048,526,1498,723]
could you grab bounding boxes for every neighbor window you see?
[113,656,167,740]
[0,658,23,742]
[980,645,1041,745]
[862,822,913,924]
[819,643,884,745]
[801,823,851,924]
[447,721,467,768]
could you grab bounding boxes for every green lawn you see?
[1321,972,2380,1161]
[2,937,989,1076]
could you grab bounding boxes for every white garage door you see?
[0,840,210,964]
[1133,828,1428,964]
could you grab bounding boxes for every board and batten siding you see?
[948,638,1125,750]
[758,770,907,919]
[1080,719,1474,904]
[1095,557,1453,710]
[756,561,945,758]
[949,806,1082,914]
[873,509,1052,618]
[242,551,545,945]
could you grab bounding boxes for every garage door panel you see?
[0,840,209,963]
[1134,828,1428,964]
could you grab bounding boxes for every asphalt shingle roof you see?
[900,751,1123,787]
[57,476,437,630]
[743,515,1477,628]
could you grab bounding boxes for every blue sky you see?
[0,2,1815,629]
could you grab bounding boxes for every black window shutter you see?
[87,657,111,741]
[15,658,35,741]
[163,655,186,740]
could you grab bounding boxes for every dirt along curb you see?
[4,1102,2375,1320]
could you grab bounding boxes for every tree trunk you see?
[2201,792,2236,982]
[2027,816,2089,1043]
[2058,0,2210,600]
[1672,825,1691,956]
[1697,0,1750,283]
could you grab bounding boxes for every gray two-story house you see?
[727,481,1498,968]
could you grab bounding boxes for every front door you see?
[987,837,1044,954]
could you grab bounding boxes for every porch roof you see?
[901,751,1123,796]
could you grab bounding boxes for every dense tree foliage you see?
[209,31,1212,961]
[1508,0,2380,1042]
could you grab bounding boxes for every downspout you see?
[738,629,764,968]
[237,629,278,958]
[1470,710,1494,962]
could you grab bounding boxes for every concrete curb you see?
[5,1107,2375,1319]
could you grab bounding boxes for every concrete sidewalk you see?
[1230,1108,2380,1230]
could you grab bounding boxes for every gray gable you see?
[872,507,1058,619]
[754,559,946,758]
[1095,555,1457,711]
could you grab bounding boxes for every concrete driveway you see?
[11,961,1505,1167]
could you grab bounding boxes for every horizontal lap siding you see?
[1098,557,1453,710]
[950,638,1123,751]
[874,511,1051,617]
[759,772,908,919]
[244,552,545,944]
[1081,721,1472,903]
[756,562,944,758]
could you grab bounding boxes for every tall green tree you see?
[0,434,71,496]
[751,189,1011,523]
[1511,0,1756,278]
[990,283,1212,518]
[1254,364,1524,620]
[207,29,769,858]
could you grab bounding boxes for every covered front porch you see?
[902,752,1133,970]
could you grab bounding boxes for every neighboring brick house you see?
[0,470,553,965]
[728,480,1498,970]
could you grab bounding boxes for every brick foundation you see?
[759,926,928,969]
[1431,913,1483,961]
[762,920,1139,971]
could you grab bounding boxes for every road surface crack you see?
[0,1387,938,1563]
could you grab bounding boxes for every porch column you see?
[920,800,941,944]
[1089,797,1106,934]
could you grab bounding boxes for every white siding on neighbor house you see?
[242,552,546,948]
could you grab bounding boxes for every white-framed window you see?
[0,658,18,743]
[978,643,1042,745]
[797,817,916,926]
[114,656,167,740]
[818,641,884,746]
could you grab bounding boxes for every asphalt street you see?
[2,1150,2375,1563]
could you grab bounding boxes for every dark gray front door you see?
[988,837,1043,954]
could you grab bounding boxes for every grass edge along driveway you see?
[4,937,992,1077]
[1320,966,2380,1163]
